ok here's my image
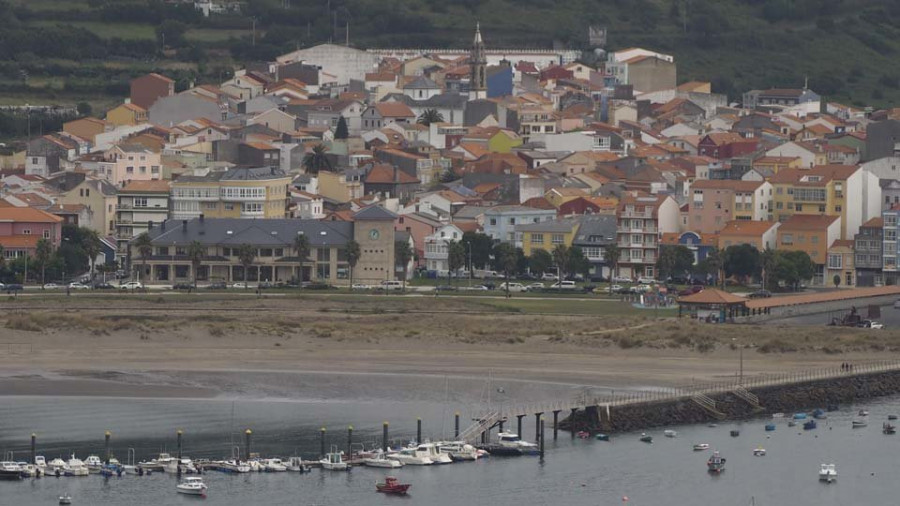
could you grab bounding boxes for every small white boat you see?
[64,456,89,477]
[852,419,868,428]
[664,430,678,438]
[753,447,766,456]
[692,443,710,451]
[772,413,785,419]
[496,432,539,452]
[285,457,308,472]
[319,449,348,471]
[17,462,41,477]
[438,442,478,461]
[34,456,47,473]
[176,476,208,496]
[859,410,869,417]
[263,458,287,472]
[0,461,22,480]
[48,458,66,475]
[819,463,837,483]
[58,493,72,505]
[220,460,251,473]
[387,447,433,466]
[363,450,403,468]
[165,458,197,474]
[416,443,452,464]
[84,455,103,474]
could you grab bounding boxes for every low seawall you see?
[562,370,900,433]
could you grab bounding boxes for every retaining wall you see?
[739,294,899,323]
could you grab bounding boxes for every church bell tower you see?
[469,22,487,101]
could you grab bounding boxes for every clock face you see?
[369,229,380,240]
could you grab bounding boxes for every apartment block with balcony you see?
[115,180,171,262]
[854,217,884,287]
[482,205,557,247]
[615,193,680,279]
[688,180,772,235]
[770,165,881,240]
[170,167,290,221]
[99,144,162,187]
[777,214,841,286]
[516,218,580,257]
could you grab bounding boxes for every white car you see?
[231,282,250,289]
[541,272,559,281]
[120,281,143,290]
[351,283,370,290]
[42,283,59,290]
[603,284,623,293]
[525,282,545,292]
[467,285,490,291]
[68,282,90,290]
[634,284,653,292]
[637,277,657,284]
[550,281,577,290]
[613,276,632,283]
[498,282,526,292]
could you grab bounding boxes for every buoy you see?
[623,496,629,503]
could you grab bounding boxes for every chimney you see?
[199,213,205,223]
[182,220,188,231]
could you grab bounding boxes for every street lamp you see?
[732,337,743,385]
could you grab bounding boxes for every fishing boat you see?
[818,463,837,483]
[262,458,287,472]
[639,433,653,444]
[387,447,433,465]
[285,457,309,472]
[496,432,539,453]
[363,450,403,468]
[84,455,103,474]
[792,413,807,420]
[34,456,47,473]
[176,476,208,496]
[416,443,452,464]
[17,462,41,478]
[753,447,766,456]
[889,414,899,421]
[64,456,89,477]
[58,494,72,505]
[852,419,868,428]
[883,422,896,435]
[765,423,776,431]
[438,442,478,461]
[320,448,349,471]
[693,443,710,451]
[812,408,827,419]
[375,476,411,495]
[664,430,678,438]
[219,460,251,473]
[0,461,22,480]
[707,451,726,474]
[803,420,817,430]
[48,458,66,475]
[595,433,610,441]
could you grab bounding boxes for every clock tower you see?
[352,205,397,285]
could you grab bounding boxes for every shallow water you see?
[2,372,899,505]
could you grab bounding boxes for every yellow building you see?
[106,102,148,126]
[515,218,579,257]
[171,167,290,220]
[317,170,363,204]
[770,165,866,239]
[752,156,803,176]
[544,187,589,208]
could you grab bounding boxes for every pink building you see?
[99,144,162,187]
[0,207,64,259]
[395,213,442,267]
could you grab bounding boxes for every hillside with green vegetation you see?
[1,0,900,139]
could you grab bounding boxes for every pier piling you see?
[534,413,543,444]
[540,420,545,460]
[498,420,504,432]
[570,408,578,438]
[104,431,111,464]
[516,414,525,438]
[552,410,561,440]
[481,431,486,444]
[454,412,460,439]
[416,417,422,444]
[177,430,183,460]
[30,434,35,465]
[347,426,353,457]
[382,422,389,451]
[320,427,326,458]
[244,429,252,459]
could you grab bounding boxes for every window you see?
[204,202,217,210]
[140,166,147,174]
[552,234,564,244]
[317,248,330,262]
[508,218,516,225]
[134,197,148,208]
[811,236,818,244]
[223,247,231,256]
[782,234,793,245]
[225,203,234,211]
[887,229,897,241]
[835,205,841,213]
[583,247,602,260]
[260,248,273,257]
[43,230,50,239]
[316,263,331,279]
[489,218,497,226]
[22,229,31,235]
[157,246,169,255]
[126,166,134,174]
[175,247,186,255]
[274,248,283,257]
[531,234,544,244]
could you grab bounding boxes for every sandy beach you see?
[0,293,896,398]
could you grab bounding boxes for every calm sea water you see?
[2,372,899,505]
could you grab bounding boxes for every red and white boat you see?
[376,476,411,495]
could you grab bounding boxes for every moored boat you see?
[753,447,766,456]
[496,432,539,454]
[58,493,72,505]
[438,442,478,461]
[883,422,896,434]
[263,458,287,472]
[889,414,898,421]
[803,420,817,430]
[376,476,411,495]
[64,456,89,477]
[595,433,610,441]
[859,410,869,417]
[818,463,837,483]
[730,430,740,437]
[693,443,710,451]
[84,455,103,474]
[364,450,403,468]
[320,448,348,471]
[387,447,433,465]
[639,433,653,444]
[285,457,309,473]
[765,423,776,431]
[852,419,868,428]
[0,461,22,480]
[707,451,726,474]
[219,460,251,473]
[812,408,827,419]
[416,443,452,464]
[664,430,677,438]
[176,476,208,496]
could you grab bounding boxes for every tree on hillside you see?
[493,242,518,297]
[723,243,761,284]
[461,231,493,270]
[552,244,571,281]
[656,245,695,281]
[293,232,310,288]
[344,239,361,288]
[447,240,466,285]
[302,144,332,175]
[134,233,153,283]
[237,244,256,290]
[417,109,444,126]
[395,240,413,293]
[156,20,187,48]
[187,240,205,288]
[34,238,53,288]
[334,116,349,139]
[529,249,553,276]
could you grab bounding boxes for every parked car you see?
[525,282,545,292]
[120,281,143,290]
[68,282,90,290]
[467,285,490,291]
[858,320,884,329]
[603,284,624,293]
[749,289,772,299]
[351,283,370,290]
[498,282,526,293]
[42,283,59,290]
[634,284,653,292]
[550,280,577,290]
[380,280,403,291]
[637,276,657,284]
[612,275,632,283]
[541,272,559,281]
[206,281,227,290]
[172,283,193,290]
[5,283,23,293]
[231,282,249,289]
[435,285,457,292]
[93,283,114,290]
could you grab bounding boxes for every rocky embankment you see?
[562,371,900,432]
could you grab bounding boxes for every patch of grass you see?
[6,314,42,332]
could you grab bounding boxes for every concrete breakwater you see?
[562,370,900,433]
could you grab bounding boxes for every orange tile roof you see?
[862,217,884,228]
[120,180,171,193]
[242,141,277,151]
[691,180,766,192]
[0,235,41,249]
[746,286,900,310]
[365,164,420,184]
[770,165,858,185]
[457,143,490,159]
[718,220,779,236]
[678,288,746,305]
[0,207,63,223]
[373,102,415,118]
[778,214,839,231]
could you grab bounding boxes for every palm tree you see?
[552,244,571,284]
[494,243,518,297]
[603,242,622,293]
[134,233,153,283]
[761,247,776,291]
[705,247,724,288]
[302,144,332,175]
[187,240,205,289]
[237,244,256,290]
[82,229,101,287]
[417,109,444,126]
[293,233,310,289]
[395,240,413,293]
[34,238,53,288]
[447,240,466,286]
[344,239,361,288]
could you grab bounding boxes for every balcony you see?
[240,210,265,218]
